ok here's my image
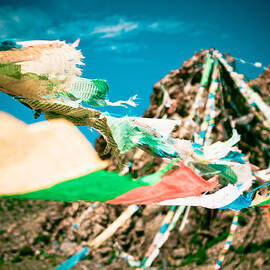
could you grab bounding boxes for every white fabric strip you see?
[157,184,242,208]
[199,129,240,161]
[131,117,181,139]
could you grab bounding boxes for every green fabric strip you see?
[1,162,176,202]
[106,116,138,153]
[200,56,214,86]
[190,162,237,185]
[106,116,177,157]
[0,64,58,94]
[68,78,109,106]
[0,63,22,79]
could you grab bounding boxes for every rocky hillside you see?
[1,50,270,270]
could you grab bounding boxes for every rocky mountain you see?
[1,49,270,270]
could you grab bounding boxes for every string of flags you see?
[235,56,270,71]
[214,211,240,270]
[1,112,269,209]
[0,39,270,269]
[0,39,269,209]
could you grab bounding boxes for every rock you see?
[172,248,187,257]
[59,241,77,256]
[254,257,264,266]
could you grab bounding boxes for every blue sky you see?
[0,0,270,143]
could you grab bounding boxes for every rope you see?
[114,243,141,268]
[54,247,88,270]
[214,211,240,270]
[180,54,214,139]
[141,206,186,268]
[197,60,220,145]
[90,205,140,249]
[179,205,191,231]
[235,57,269,71]
[213,50,270,129]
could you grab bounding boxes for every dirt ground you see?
[0,199,269,269]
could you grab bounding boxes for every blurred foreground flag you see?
[0,112,107,195]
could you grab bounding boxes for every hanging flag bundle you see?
[0,114,216,205]
[0,39,137,108]
[0,112,268,210]
[0,40,184,157]
[0,39,269,212]
[213,50,270,127]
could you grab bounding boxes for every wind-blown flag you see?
[1,40,269,210]
[0,113,217,204]
[107,162,218,204]
[0,112,265,209]
[0,112,107,195]
[0,40,182,158]
[0,39,137,108]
